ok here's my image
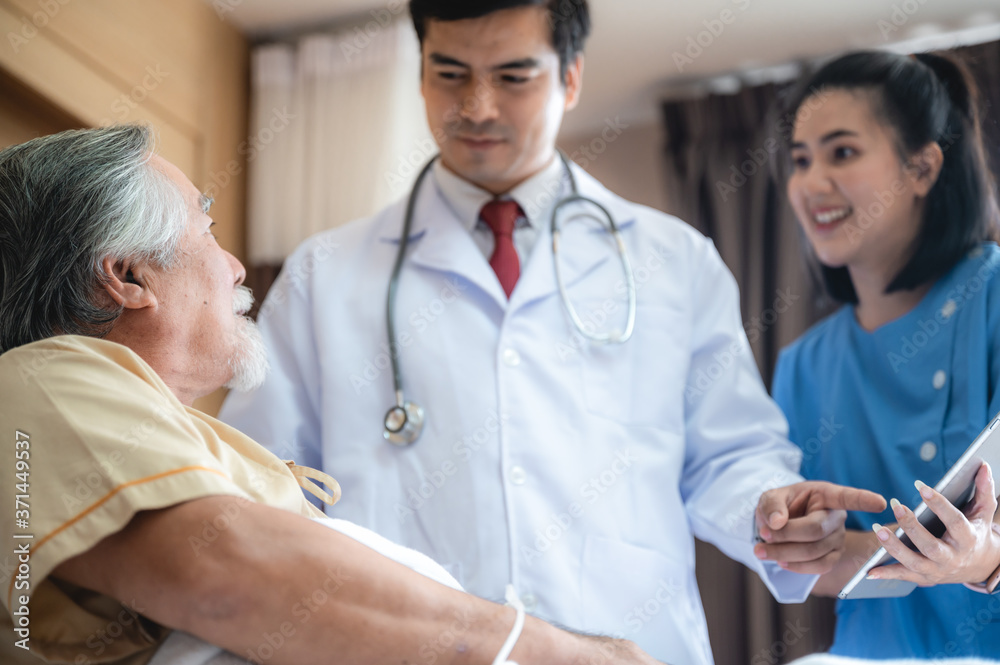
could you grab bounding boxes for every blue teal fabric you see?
[772,243,1000,658]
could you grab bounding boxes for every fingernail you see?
[866,572,880,580]
[759,526,771,542]
[778,561,788,569]
[768,512,782,525]
[890,498,903,517]
[915,480,933,501]
[754,544,767,559]
[872,523,889,542]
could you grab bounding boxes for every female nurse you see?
[768,50,1000,657]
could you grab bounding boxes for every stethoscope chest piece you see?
[383,400,425,446]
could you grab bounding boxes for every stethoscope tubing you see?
[386,157,437,411]
[383,151,637,445]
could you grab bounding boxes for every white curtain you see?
[246,19,431,264]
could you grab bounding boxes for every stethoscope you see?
[382,151,637,446]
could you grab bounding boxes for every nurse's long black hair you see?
[776,50,1000,304]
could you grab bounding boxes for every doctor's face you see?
[420,5,582,195]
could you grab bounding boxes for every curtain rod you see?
[250,8,412,47]
[660,22,1000,102]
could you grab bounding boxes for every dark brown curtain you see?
[965,41,1000,171]
[662,79,834,665]
[661,40,1000,665]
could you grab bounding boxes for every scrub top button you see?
[940,299,957,319]
[503,349,521,367]
[933,370,947,390]
[510,466,527,485]
[920,441,937,462]
[521,593,538,612]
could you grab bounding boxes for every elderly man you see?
[0,125,671,665]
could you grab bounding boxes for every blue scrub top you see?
[772,243,1000,659]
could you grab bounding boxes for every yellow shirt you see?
[0,336,323,664]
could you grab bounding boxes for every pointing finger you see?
[823,483,887,513]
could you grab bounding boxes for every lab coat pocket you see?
[580,303,687,430]
[580,535,710,665]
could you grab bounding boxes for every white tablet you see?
[839,412,1000,600]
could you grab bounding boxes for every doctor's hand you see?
[867,462,1000,587]
[753,481,887,575]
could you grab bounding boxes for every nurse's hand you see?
[867,462,1000,587]
[752,481,887,574]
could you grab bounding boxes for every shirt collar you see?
[432,155,568,233]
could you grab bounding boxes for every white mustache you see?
[226,285,269,392]
[233,286,254,316]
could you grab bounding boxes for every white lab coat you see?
[221,164,814,665]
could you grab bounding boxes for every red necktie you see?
[480,199,522,299]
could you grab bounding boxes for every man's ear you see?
[100,257,156,309]
[907,141,945,198]
[563,53,584,112]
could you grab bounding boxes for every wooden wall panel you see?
[0,66,80,146]
[0,0,249,414]
[0,4,200,173]
[3,0,203,134]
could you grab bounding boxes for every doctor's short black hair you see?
[408,0,590,84]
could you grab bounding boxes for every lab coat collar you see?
[509,162,638,311]
[378,171,510,308]
[560,161,639,233]
[431,155,566,233]
[376,159,639,312]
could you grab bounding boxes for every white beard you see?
[225,286,269,392]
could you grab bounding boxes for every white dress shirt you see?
[432,155,565,266]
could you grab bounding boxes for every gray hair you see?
[0,125,188,352]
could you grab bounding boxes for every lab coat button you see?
[932,370,946,390]
[503,349,521,367]
[920,441,937,462]
[509,466,527,485]
[521,593,538,612]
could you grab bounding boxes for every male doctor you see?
[221,2,884,663]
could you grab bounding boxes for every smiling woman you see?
[770,50,1000,658]
[784,86,944,329]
